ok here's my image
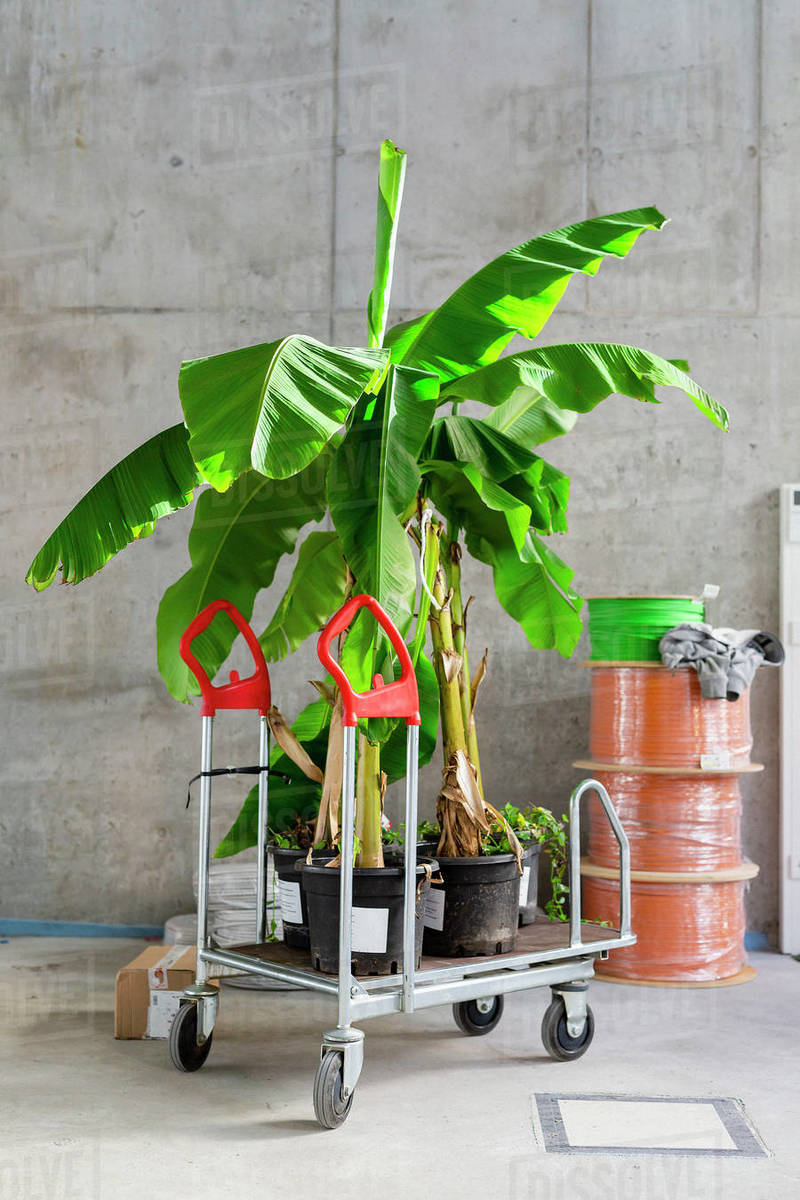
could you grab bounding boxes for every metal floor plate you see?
[535,1093,768,1158]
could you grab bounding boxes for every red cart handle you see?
[318,594,420,727]
[179,600,271,717]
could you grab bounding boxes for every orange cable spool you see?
[588,665,752,768]
[586,771,743,872]
[581,874,748,983]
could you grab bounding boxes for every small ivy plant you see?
[481,803,569,922]
[381,819,441,848]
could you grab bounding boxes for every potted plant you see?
[26,140,728,970]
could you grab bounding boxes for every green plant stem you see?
[445,539,471,737]
[355,734,384,868]
[430,551,467,763]
[443,536,484,797]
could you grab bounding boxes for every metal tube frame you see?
[337,724,357,1030]
[569,777,632,947]
[402,724,420,1012]
[256,715,270,943]
[192,773,635,1044]
[194,715,214,987]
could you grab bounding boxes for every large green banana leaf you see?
[489,532,583,657]
[481,391,578,447]
[327,364,439,635]
[384,208,667,381]
[425,413,539,482]
[180,335,389,490]
[426,456,581,655]
[157,459,329,702]
[259,530,349,661]
[462,486,582,656]
[367,139,407,350]
[26,423,202,590]
[442,342,729,431]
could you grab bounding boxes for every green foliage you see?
[482,802,569,922]
[385,208,668,380]
[26,424,202,590]
[259,531,349,662]
[442,342,728,433]
[157,460,331,701]
[180,335,388,490]
[328,364,439,636]
[214,699,330,858]
[367,140,407,350]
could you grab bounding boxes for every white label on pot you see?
[146,990,183,1039]
[519,866,531,908]
[423,887,445,931]
[278,879,303,924]
[351,906,389,954]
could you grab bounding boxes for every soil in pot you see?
[519,842,542,927]
[422,853,521,956]
[301,854,438,976]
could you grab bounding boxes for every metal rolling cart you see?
[169,595,636,1130]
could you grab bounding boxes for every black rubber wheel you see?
[540,996,595,1061]
[168,1001,213,1072]
[452,995,505,1035]
[313,1051,354,1129]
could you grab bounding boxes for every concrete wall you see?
[2,0,795,937]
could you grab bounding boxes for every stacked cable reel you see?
[575,595,761,986]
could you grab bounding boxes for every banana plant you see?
[27,140,729,869]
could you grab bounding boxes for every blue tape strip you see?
[744,930,770,951]
[0,919,164,939]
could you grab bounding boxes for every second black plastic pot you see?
[519,841,542,926]
[421,853,521,957]
[270,845,311,949]
[301,855,437,976]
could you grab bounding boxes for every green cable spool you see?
[587,596,706,662]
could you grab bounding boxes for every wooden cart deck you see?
[226,919,620,983]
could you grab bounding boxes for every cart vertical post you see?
[402,722,420,1012]
[256,714,270,943]
[195,714,214,985]
[337,723,357,1030]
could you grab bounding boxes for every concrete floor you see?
[1,940,799,1199]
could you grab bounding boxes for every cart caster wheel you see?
[452,995,504,1036]
[169,1001,213,1073]
[541,997,594,1061]
[313,1050,354,1129]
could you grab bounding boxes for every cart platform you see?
[221,918,624,979]
[202,916,635,1021]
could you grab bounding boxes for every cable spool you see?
[581,866,755,983]
[588,596,705,662]
[588,664,752,768]
[586,772,743,872]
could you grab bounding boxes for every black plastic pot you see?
[422,853,520,957]
[302,854,438,976]
[519,841,542,926]
[269,845,311,949]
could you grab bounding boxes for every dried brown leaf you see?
[267,707,324,783]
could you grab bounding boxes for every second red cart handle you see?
[179,599,272,717]
[317,594,420,727]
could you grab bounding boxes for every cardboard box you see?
[114,944,228,1040]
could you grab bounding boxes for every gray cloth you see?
[659,623,784,701]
